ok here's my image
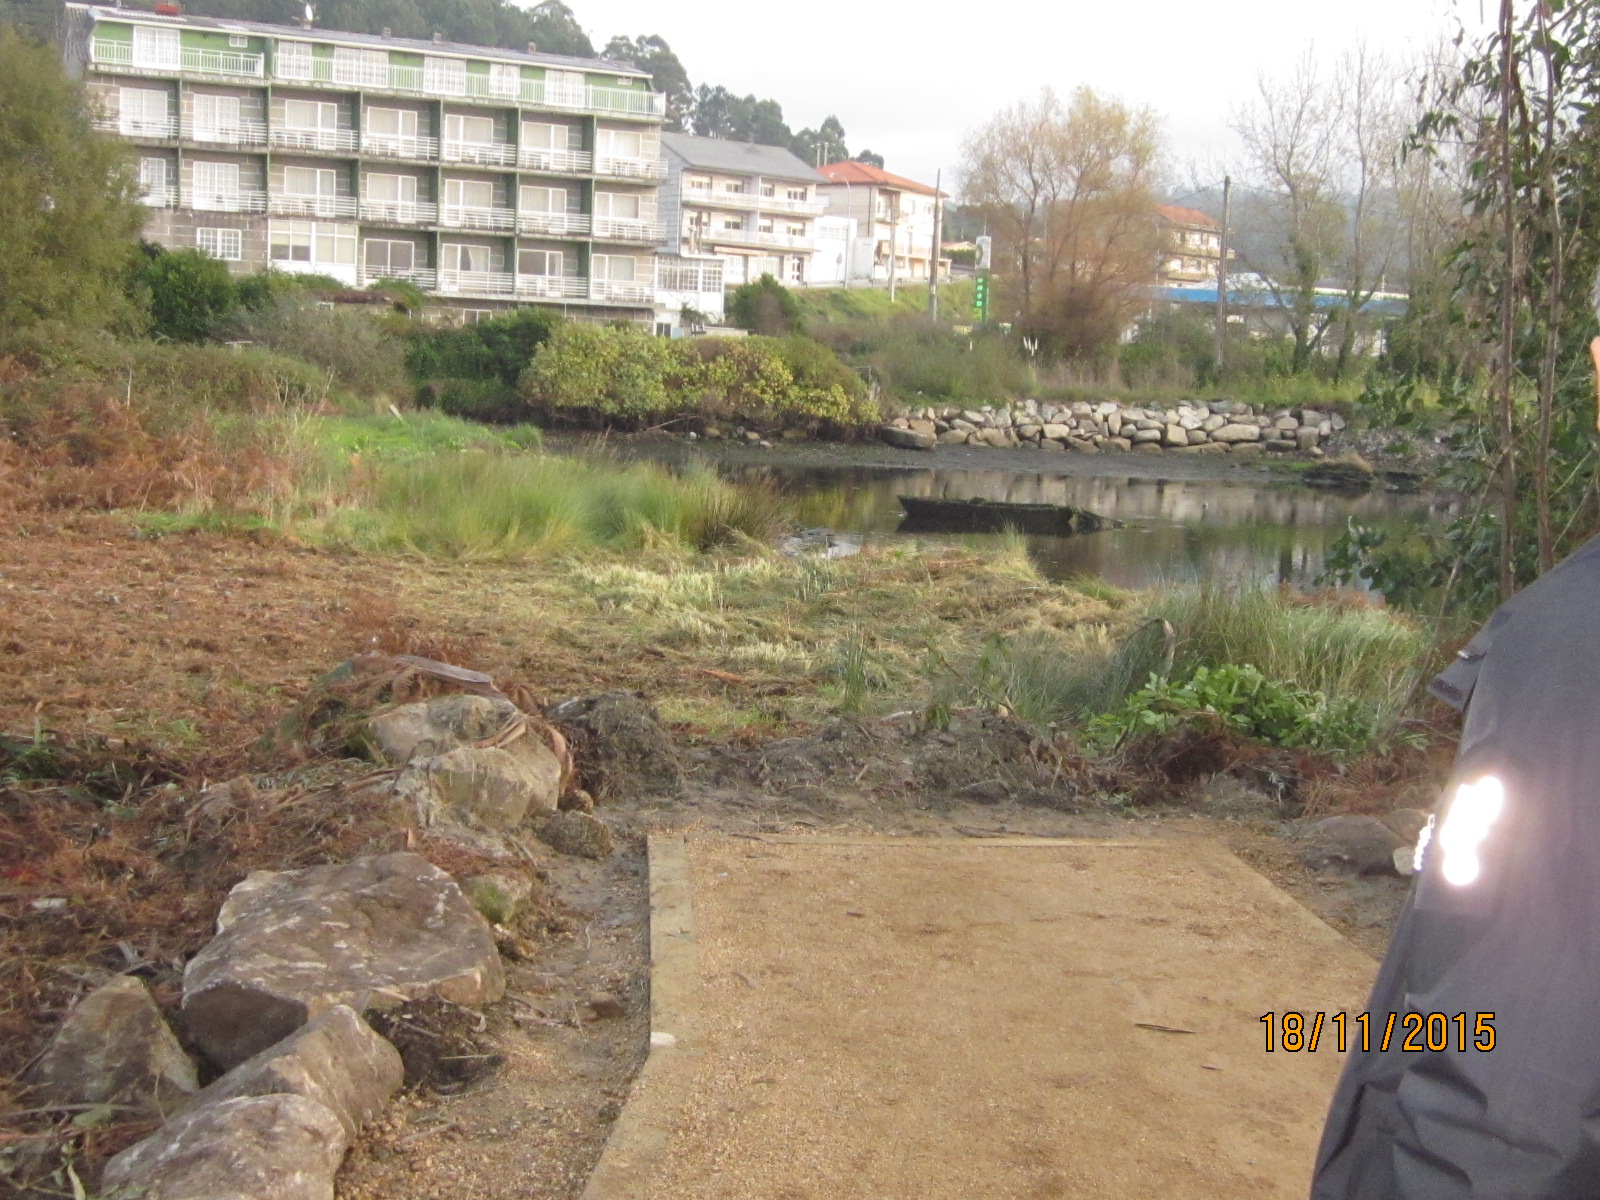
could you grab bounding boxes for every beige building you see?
[816,161,944,285]
[63,1,668,321]
[1155,204,1223,287]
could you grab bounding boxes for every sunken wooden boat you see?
[896,496,1114,535]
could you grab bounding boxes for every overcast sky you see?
[570,0,1493,192]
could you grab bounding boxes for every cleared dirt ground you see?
[599,835,1377,1200]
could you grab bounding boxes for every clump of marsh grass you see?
[318,452,788,560]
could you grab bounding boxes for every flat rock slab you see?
[591,836,1375,1200]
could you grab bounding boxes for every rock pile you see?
[882,398,1346,456]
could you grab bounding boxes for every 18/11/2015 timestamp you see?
[1260,1012,1497,1053]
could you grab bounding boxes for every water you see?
[715,462,1450,590]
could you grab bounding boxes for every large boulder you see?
[878,425,936,451]
[21,976,197,1115]
[394,744,559,832]
[182,853,504,1070]
[533,811,615,860]
[1297,815,1404,876]
[175,1005,402,1141]
[1212,423,1263,444]
[365,694,522,764]
[103,1094,347,1200]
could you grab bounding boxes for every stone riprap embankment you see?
[880,398,1346,456]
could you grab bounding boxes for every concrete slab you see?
[585,835,1376,1200]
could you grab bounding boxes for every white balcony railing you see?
[185,120,268,147]
[139,186,178,208]
[436,269,516,296]
[362,133,440,160]
[585,86,664,118]
[270,127,360,153]
[91,38,265,78]
[269,193,359,218]
[684,190,825,215]
[515,274,589,300]
[592,217,666,243]
[516,211,591,236]
[593,156,668,181]
[438,205,516,232]
[700,226,815,251]
[360,199,439,225]
[183,189,268,213]
[361,267,438,289]
[99,115,180,139]
[590,278,653,303]
[441,140,518,167]
[519,148,593,174]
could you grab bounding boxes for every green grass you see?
[313,451,789,560]
[793,280,977,325]
[306,412,543,461]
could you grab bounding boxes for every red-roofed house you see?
[1155,204,1223,287]
[817,161,946,286]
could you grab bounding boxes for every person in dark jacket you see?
[1310,307,1600,1198]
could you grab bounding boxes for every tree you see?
[792,115,848,167]
[853,149,885,168]
[727,274,801,336]
[0,26,144,335]
[690,85,793,146]
[960,87,1164,358]
[602,34,693,130]
[126,243,238,342]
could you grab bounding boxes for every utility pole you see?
[887,190,899,301]
[1214,175,1231,376]
[928,169,942,320]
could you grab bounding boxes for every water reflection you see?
[723,464,1451,590]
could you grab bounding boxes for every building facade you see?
[1154,204,1223,288]
[816,161,943,286]
[62,2,668,321]
[659,134,827,292]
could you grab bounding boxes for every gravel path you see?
[603,835,1375,1200]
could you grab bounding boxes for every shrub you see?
[126,243,238,343]
[727,273,802,335]
[224,295,410,398]
[406,307,558,386]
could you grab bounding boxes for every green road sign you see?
[974,275,989,318]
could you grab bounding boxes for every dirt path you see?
[590,834,1376,1200]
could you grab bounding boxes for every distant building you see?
[806,214,859,287]
[816,161,945,286]
[1155,204,1223,287]
[659,133,828,292]
[62,1,668,323]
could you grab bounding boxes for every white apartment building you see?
[1155,204,1224,287]
[817,161,944,286]
[659,134,827,291]
[63,1,669,321]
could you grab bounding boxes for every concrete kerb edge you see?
[579,834,699,1200]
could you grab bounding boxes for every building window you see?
[597,128,643,159]
[522,121,567,152]
[442,243,493,273]
[462,309,494,324]
[517,248,563,276]
[283,98,338,132]
[758,220,774,234]
[720,217,744,231]
[760,183,775,197]
[275,40,313,80]
[366,173,418,203]
[269,220,356,265]
[423,56,466,95]
[191,93,242,138]
[366,107,418,139]
[688,176,709,191]
[592,254,635,282]
[196,227,243,260]
[786,187,807,202]
[364,239,416,273]
[544,69,584,103]
[489,63,520,96]
[787,223,805,236]
[721,181,746,194]
[594,192,641,220]
[283,166,337,197]
[191,160,242,208]
[519,185,567,213]
[442,178,494,209]
[131,25,179,69]
[138,156,169,202]
[119,86,170,136]
[789,256,804,284]
[444,113,495,144]
[228,34,248,48]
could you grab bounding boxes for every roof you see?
[1156,204,1220,230]
[660,133,824,183]
[817,161,941,196]
[66,2,650,76]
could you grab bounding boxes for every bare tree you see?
[961,87,1164,358]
